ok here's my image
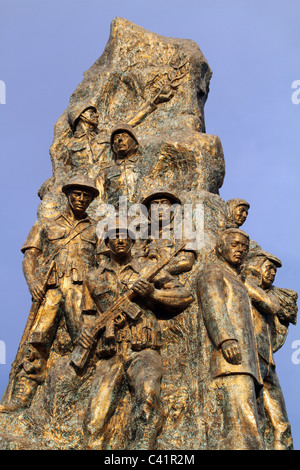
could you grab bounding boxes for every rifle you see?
[2,259,55,404]
[70,241,187,369]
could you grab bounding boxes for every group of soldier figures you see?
[0,105,297,451]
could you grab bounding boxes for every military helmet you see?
[67,102,98,131]
[263,251,282,268]
[110,122,139,147]
[104,217,136,244]
[226,198,250,210]
[218,227,250,240]
[246,247,282,268]
[62,175,99,198]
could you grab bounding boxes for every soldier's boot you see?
[0,376,38,413]
[273,434,294,450]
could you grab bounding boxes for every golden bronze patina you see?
[0,18,297,451]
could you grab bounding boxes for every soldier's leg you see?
[83,356,125,450]
[126,349,163,450]
[28,288,62,348]
[263,366,293,450]
[0,288,62,412]
[62,279,83,343]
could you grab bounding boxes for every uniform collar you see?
[73,129,98,139]
[98,256,142,275]
[219,258,245,287]
[55,210,91,228]
[115,153,139,166]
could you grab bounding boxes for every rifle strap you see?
[42,223,92,268]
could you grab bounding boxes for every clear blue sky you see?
[1,0,299,449]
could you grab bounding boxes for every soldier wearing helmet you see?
[64,103,109,194]
[77,218,194,450]
[226,198,250,229]
[110,122,139,160]
[0,176,100,413]
[140,189,197,276]
[243,247,294,449]
[104,123,140,206]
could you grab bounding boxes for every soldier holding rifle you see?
[74,221,194,450]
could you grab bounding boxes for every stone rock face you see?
[38,17,225,220]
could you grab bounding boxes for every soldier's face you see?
[221,233,249,267]
[108,233,133,256]
[112,132,137,158]
[261,260,277,288]
[80,107,99,127]
[68,189,93,215]
[233,205,249,226]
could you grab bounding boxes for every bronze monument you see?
[0,18,297,450]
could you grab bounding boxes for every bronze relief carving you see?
[0,18,297,451]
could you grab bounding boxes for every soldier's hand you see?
[221,339,242,365]
[29,280,45,302]
[78,327,94,349]
[153,85,174,105]
[132,280,154,297]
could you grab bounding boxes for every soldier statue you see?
[226,198,250,228]
[243,249,294,449]
[103,123,140,207]
[196,228,265,450]
[141,190,196,276]
[74,221,194,450]
[66,104,101,168]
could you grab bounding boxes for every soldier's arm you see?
[166,251,196,275]
[127,85,174,128]
[196,264,238,349]
[244,278,281,316]
[81,279,98,315]
[131,277,194,314]
[23,248,44,302]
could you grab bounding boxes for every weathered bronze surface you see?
[0,18,297,450]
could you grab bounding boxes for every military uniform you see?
[0,175,100,413]
[197,259,265,450]
[64,102,109,197]
[65,129,108,172]
[251,291,293,450]
[103,153,141,207]
[22,210,98,346]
